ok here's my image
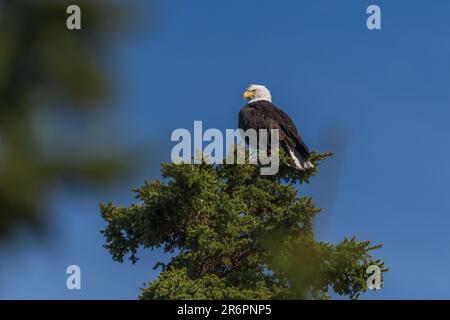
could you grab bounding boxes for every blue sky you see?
[1,0,450,299]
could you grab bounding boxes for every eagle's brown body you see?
[238,100,311,170]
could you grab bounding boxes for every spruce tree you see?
[101,149,386,299]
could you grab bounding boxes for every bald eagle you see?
[238,84,313,171]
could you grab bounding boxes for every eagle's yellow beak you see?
[243,90,255,100]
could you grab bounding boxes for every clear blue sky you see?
[1,0,450,299]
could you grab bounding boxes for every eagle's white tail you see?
[288,149,314,171]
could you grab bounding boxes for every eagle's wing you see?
[268,104,310,159]
[239,101,310,157]
[239,101,312,170]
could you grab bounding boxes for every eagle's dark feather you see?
[238,100,311,170]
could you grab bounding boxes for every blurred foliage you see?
[0,0,130,238]
[101,149,387,299]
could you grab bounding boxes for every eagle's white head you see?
[243,84,272,103]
